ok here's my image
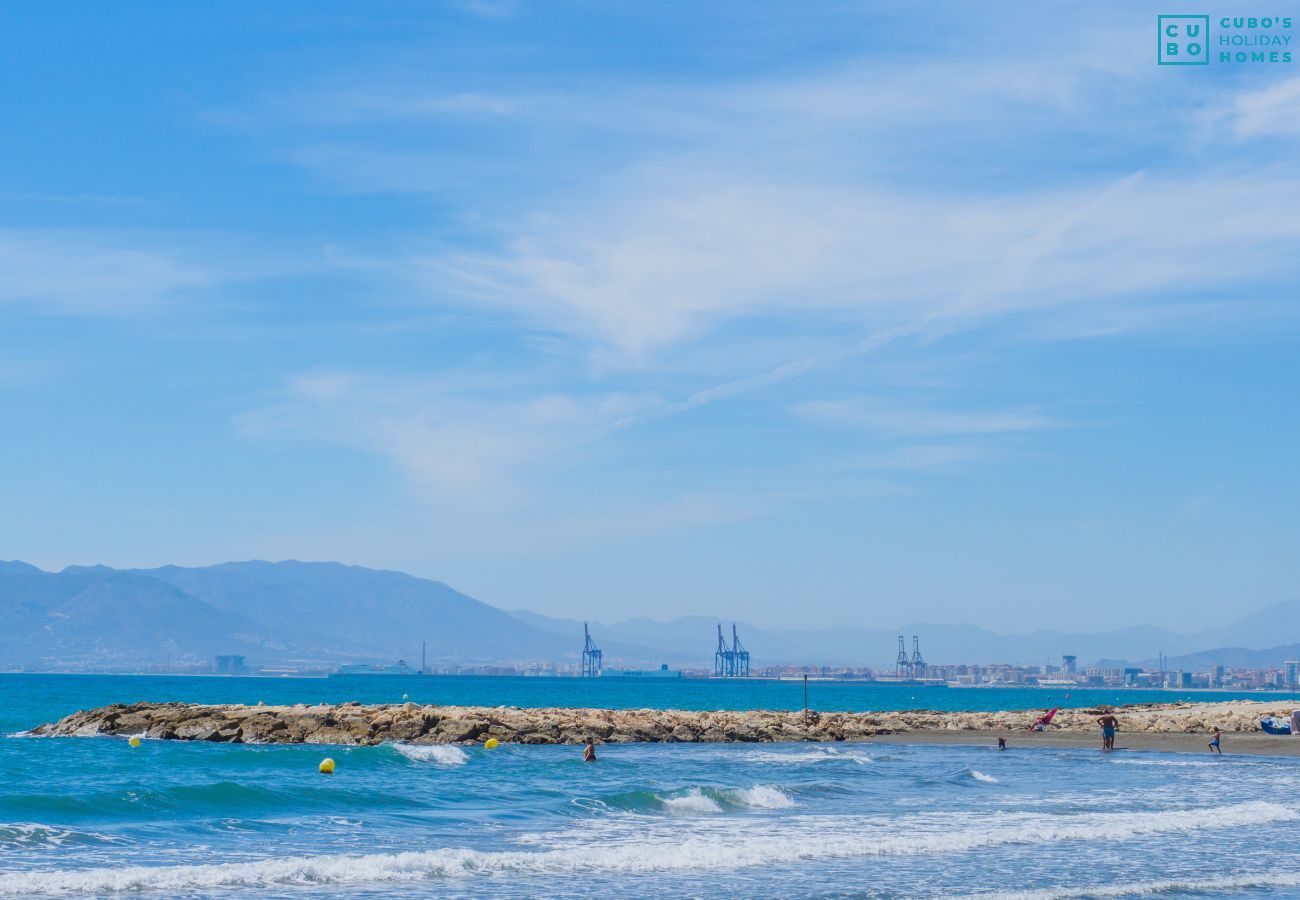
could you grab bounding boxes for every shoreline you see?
[867,729,1300,757]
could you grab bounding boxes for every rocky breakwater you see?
[30,699,1297,746]
[33,702,900,745]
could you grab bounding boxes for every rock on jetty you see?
[30,699,1297,746]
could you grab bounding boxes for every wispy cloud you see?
[223,8,1300,554]
[1219,76,1300,139]
[793,400,1052,436]
[232,18,1300,366]
[0,230,217,315]
[410,170,1300,358]
[238,370,664,498]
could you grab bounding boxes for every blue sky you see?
[1,1,1297,632]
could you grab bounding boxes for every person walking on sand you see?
[1097,712,1118,751]
[583,739,597,762]
[1208,728,1222,755]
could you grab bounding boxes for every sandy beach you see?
[869,729,1300,757]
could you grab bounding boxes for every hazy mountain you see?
[1193,599,1300,650]
[0,560,581,669]
[2,558,1295,671]
[132,561,575,663]
[0,564,269,668]
[1158,644,1300,671]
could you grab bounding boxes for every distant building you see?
[214,655,247,675]
[333,660,418,676]
[1285,660,1299,690]
[604,663,681,678]
[1062,655,1077,674]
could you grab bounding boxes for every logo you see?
[1158,15,1294,65]
[1159,14,1210,64]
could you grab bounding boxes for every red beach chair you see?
[1028,707,1059,732]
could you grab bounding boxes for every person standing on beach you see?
[1208,728,1222,755]
[1097,712,1118,750]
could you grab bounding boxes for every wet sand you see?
[869,729,1300,757]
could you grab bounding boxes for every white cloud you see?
[793,400,1052,436]
[0,230,216,314]
[1221,76,1300,139]
[239,370,663,498]
[242,20,1300,363]
[413,170,1300,358]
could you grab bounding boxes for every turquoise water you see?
[4,674,1300,898]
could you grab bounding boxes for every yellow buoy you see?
[484,738,499,750]
[319,757,336,774]
[128,736,141,748]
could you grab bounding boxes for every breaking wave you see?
[742,746,872,765]
[389,743,468,766]
[659,789,723,815]
[0,823,124,850]
[1,801,1289,895]
[979,869,1300,898]
[602,784,795,816]
[727,785,796,809]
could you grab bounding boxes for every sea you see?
[3,673,1299,898]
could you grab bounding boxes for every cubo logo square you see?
[1159,15,1210,64]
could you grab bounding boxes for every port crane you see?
[714,623,751,677]
[910,635,926,679]
[581,623,603,677]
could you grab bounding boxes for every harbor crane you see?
[910,635,926,679]
[581,623,603,677]
[714,623,751,677]
[715,624,734,676]
[731,624,750,677]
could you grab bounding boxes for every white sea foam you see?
[968,769,999,784]
[659,789,723,815]
[726,785,795,809]
[390,743,468,766]
[0,823,122,849]
[1110,758,1219,768]
[978,870,1300,898]
[0,801,1289,895]
[743,746,871,765]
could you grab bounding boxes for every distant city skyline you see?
[1,2,1297,633]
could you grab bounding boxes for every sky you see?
[0,1,1297,634]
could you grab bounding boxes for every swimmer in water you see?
[583,739,597,762]
[1097,712,1119,751]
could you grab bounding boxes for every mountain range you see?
[0,559,1296,671]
